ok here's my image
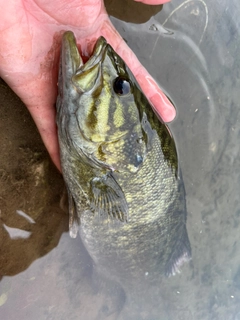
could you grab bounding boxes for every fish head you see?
[57,31,152,173]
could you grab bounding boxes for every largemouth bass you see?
[56,31,191,284]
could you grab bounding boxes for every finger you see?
[133,69,176,121]
[1,74,62,171]
[115,40,176,122]
[26,102,62,172]
[102,21,176,122]
[2,73,62,171]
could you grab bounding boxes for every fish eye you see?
[113,77,131,95]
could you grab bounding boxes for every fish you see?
[56,30,191,285]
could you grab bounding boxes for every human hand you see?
[0,0,174,171]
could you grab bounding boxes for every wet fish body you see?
[56,31,191,282]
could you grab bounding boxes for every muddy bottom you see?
[0,78,67,277]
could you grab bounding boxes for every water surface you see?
[1,0,240,319]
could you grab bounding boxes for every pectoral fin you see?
[165,230,191,277]
[90,174,128,222]
[67,189,79,238]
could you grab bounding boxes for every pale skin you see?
[0,0,174,171]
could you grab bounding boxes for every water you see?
[1,0,240,319]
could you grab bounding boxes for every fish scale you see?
[80,130,185,278]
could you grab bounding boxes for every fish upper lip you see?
[61,31,108,76]
[78,37,108,73]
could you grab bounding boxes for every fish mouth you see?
[79,37,108,72]
[61,31,108,76]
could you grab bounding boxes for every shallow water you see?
[1,0,240,319]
